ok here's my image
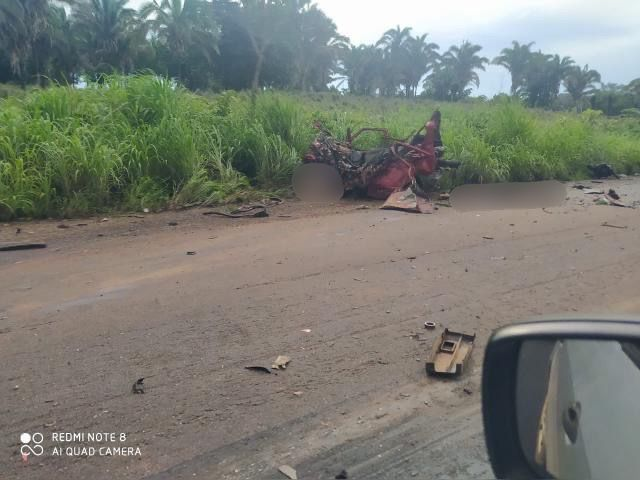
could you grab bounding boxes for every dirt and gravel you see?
[2,178,640,480]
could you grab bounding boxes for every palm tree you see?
[293,5,348,91]
[237,0,293,90]
[563,65,601,111]
[0,0,49,86]
[521,52,574,107]
[70,0,142,76]
[626,78,640,96]
[140,0,218,86]
[402,34,439,97]
[376,25,412,96]
[492,40,534,96]
[442,41,488,101]
[424,59,457,101]
[342,44,383,95]
[35,4,80,84]
[600,82,624,93]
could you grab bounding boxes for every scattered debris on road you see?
[100,218,109,222]
[167,222,178,226]
[335,469,349,479]
[292,391,304,397]
[426,329,476,377]
[482,236,494,240]
[601,222,628,229]
[186,251,197,256]
[131,378,145,394]
[278,464,298,480]
[608,188,621,200]
[301,329,312,333]
[355,205,370,210]
[381,188,433,214]
[245,366,272,374]
[272,355,291,370]
[203,198,282,219]
[57,224,70,229]
[0,242,47,252]
[463,388,473,395]
[424,321,436,330]
[203,205,269,218]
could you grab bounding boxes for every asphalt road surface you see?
[2,179,640,479]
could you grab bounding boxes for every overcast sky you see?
[316,0,640,95]
[129,0,640,95]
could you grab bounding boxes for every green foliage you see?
[1,76,640,220]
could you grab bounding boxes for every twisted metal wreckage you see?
[293,111,459,212]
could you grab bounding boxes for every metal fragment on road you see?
[335,469,348,479]
[131,378,145,394]
[381,187,434,214]
[245,366,272,374]
[278,464,298,480]
[272,355,291,370]
[426,329,476,377]
[0,242,47,252]
[601,222,628,229]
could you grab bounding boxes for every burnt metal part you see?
[300,111,447,200]
[426,328,476,376]
[0,242,47,251]
[203,205,269,218]
[132,378,145,394]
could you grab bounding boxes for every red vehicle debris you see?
[293,111,454,201]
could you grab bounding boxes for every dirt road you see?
[2,179,640,479]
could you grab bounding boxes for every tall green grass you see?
[1,76,639,220]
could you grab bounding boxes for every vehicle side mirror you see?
[482,316,640,480]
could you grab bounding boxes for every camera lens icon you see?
[20,432,44,457]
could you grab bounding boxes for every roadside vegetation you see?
[1,75,639,220]
[1,1,639,219]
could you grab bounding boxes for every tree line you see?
[1,0,639,114]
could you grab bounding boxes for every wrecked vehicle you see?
[293,111,458,201]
